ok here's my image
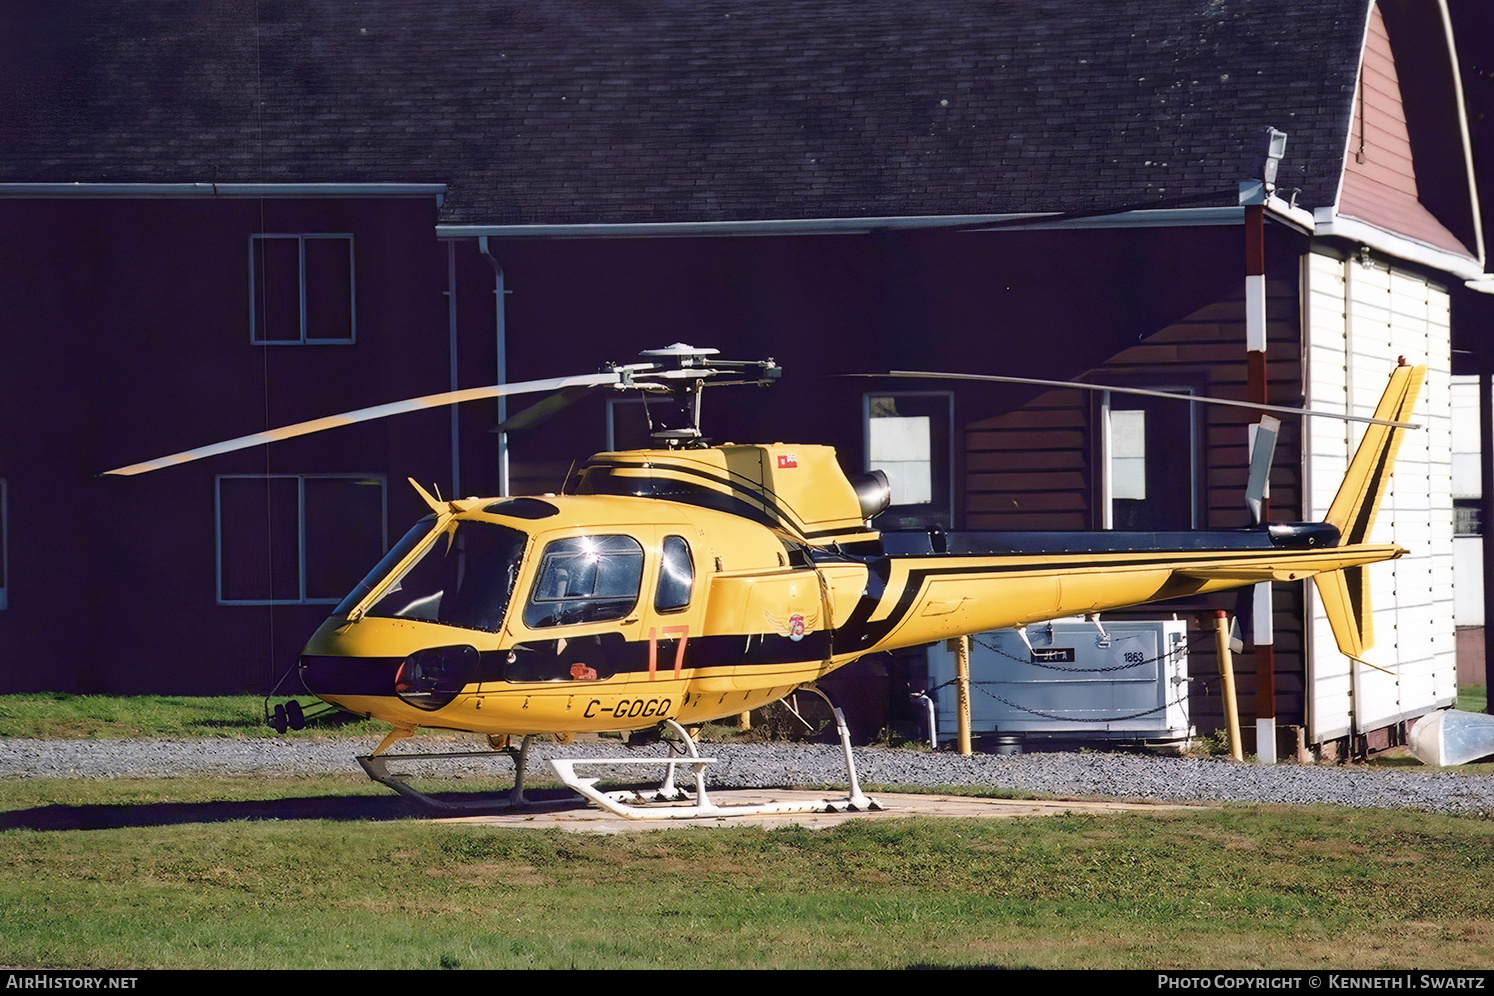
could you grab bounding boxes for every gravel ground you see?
[4,736,1494,815]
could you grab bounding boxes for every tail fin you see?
[1313,564,1373,659]
[1322,363,1425,546]
[1313,363,1425,659]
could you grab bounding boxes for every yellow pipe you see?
[1213,611,1244,761]
[956,635,972,756]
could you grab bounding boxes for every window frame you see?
[0,479,8,610]
[1099,387,1200,530]
[605,396,653,451]
[215,473,388,606]
[654,534,695,614]
[522,534,645,629]
[248,233,357,345]
[861,391,954,527]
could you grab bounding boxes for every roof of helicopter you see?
[469,492,764,537]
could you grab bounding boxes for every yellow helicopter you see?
[105,345,1423,818]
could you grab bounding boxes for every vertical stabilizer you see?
[1322,363,1424,546]
[1314,363,1424,659]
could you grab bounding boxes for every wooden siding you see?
[964,390,1091,531]
[964,280,1305,532]
[1339,4,1473,258]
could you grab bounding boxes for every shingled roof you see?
[2,0,1375,226]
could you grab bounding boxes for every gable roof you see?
[0,0,1443,230]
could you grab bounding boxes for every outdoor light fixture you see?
[1262,126,1288,194]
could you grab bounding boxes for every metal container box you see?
[925,617,1190,748]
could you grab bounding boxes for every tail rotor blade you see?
[1244,416,1280,526]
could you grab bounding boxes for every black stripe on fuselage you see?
[829,545,1335,651]
[300,629,834,697]
[303,539,1333,697]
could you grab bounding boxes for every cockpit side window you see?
[655,535,694,613]
[523,535,644,628]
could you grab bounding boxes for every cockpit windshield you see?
[334,517,527,633]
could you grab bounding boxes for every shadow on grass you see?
[0,789,587,832]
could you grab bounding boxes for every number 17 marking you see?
[647,626,691,680]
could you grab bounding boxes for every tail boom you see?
[839,541,1405,660]
[838,365,1423,664]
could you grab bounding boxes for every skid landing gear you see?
[356,730,541,812]
[355,688,883,820]
[549,688,883,821]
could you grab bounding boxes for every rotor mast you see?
[631,343,781,447]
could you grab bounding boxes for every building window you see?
[1455,499,1482,538]
[249,234,356,344]
[864,392,953,528]
[1102,389,1198,529]
[217,474,386,604]
[606,398,653,451]
[0,479,8,610]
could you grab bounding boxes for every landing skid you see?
[356,734,540,812]
[355,688,883,820]
[549,691,883,821]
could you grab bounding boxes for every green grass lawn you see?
[2,776,1493,970]
[5,695,1494,969]
[4,689,1489,740]
[0,693,389,739]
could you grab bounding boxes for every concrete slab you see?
[435,789,1205,833]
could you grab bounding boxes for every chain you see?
[925,629,1220,725]
[926,674,1195,724]
[972,680,1190,723]
[970,631,1216,674]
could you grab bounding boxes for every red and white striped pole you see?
[1245,128,1286,764]
[1247,200,1276,764]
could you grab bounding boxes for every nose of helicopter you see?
[297,651,399,699]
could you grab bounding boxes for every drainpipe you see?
[478,236,510,496]
[445,240,460,499]
[1482,364,1493,714]
[910,691,938,748]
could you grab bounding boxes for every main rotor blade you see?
[103,371,632,476]
[491,385,599,434]
[865,371,1419,429]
